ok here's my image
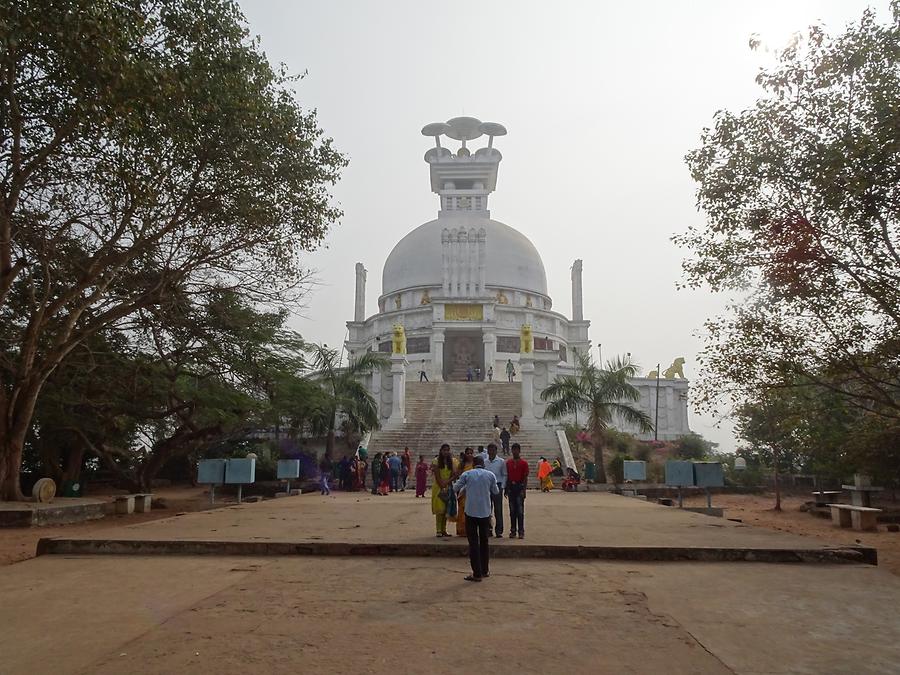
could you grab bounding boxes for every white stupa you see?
[346,117,690,440]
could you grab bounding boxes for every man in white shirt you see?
[453,455,499,582]
[482,443,507,538]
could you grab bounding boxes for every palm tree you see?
[307,344,388,459]
[541,352,653,483]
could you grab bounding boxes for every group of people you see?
[419,359,518,384]
[431,442,530,581]
[491,414,519,454]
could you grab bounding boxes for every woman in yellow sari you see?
[431,444,457,537]
[538,457,554,492]
[455,451,475,536]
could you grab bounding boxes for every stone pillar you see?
[432,329,445,382]
[450,229,460,297]
[441,229,450,296]
[520,355,535,425]
[467,227,477,297]
[389,354,409,425]
[483,330,496,379]
[354,263,367,322]
[477,228,487,295]
[571,259,583,322]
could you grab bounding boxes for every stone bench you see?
[811,491,841,507]
[828,503,881,532]
[114,493,153,515]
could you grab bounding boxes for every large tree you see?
[541,353,653,483]
[0,0,345,499]
[675,5,900,427]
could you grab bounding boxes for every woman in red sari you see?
[415,454,429,497]
[377,454,391,495]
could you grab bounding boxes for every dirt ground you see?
[683,491,900,575]
[0,486,221,566]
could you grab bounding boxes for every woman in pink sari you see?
[415,455,429,497]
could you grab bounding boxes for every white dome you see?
[382,216,548,297]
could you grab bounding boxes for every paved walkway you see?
[38,490,856,550]
[3,555,899,674]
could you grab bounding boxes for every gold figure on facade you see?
[391,324,407,354]
[420,290,432,305]
[520,324,533,354]
[496,290,508,305]
[394,295,402,310]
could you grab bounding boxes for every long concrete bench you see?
[828,503,881,532]
[114,494,153,515]
[811,491,841,507]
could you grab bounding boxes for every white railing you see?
[556,429,575,471]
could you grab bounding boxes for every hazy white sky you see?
[238,0,891,452]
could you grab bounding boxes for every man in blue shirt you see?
[482,443,507,538]
[453,455,499,582]
[387,451,402,492]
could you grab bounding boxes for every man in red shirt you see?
[505,443,529,539]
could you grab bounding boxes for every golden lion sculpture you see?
[663,357,686,379]
[391,324,406,355]
[520,324,533,354]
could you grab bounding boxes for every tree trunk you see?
[325,428,336,460]
[773,446,782,512]
[592,429,608,483]
[0,424,28,501]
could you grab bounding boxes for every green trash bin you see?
[584,462,597,482]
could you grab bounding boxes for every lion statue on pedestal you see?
[663,357,686,379]
[391,324,406,355]
[520,324,533,354]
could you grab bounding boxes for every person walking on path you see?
[415,454,429,497]
[500,427,511,455]
[431,444,458,537]
[387,451,402,492]
[483,443,507,537]
[319,454,333,496]
[487,366,493,382]
[537,457,554,492]
[453,455,499,582]
[401,448,412,491]
[506,359,515,382]
[419,360,429,382]
[506,443,529,538]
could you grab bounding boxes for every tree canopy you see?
[676,4,900,474]
[0,0,346,498]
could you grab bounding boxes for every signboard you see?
[225,458,256,485]
[444,304,483,321]
[665,460,694,487]
[197,459,227,485]
[276,459,301,480]
[623,460,647,481]
[693,462,725,488]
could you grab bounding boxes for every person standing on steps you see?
[453,455,499,582]
[466,365,474,382]
[506,443,529,538]
[419,360,429,382]
[492,414,500,429]
[475,365,482,381]
[500,427,511,455]
[483,443,507,537]
[487,366,493,382]
[506,359,515,382]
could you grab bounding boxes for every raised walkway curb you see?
[36,537,877,566]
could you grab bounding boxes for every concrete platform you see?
[0,498,105,528]
[36,491,876,565]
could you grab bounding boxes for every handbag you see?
[447,488,458,518]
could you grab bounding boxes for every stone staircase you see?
[367,381,561,488]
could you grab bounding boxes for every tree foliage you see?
[541,353,653,483]
[0,0,346,498]
[676,5,900,425]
